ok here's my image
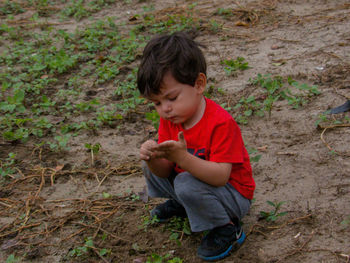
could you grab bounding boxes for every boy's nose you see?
[162,102,172,113]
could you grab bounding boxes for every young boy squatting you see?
[137,32,255,261]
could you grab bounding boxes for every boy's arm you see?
[154,132,232,186]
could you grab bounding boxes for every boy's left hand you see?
[154,132,187,163]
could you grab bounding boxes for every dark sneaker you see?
[197,223,246,261]
[150,199,187,222]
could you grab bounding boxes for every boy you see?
[137,32,255,261]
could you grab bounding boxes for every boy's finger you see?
[155,141,174,150]
[140,153,150,161]
[178,131,185,142]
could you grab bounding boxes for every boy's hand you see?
[140,139,158,161]
[154,132,187,163]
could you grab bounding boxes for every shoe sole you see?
[198,231,246,261]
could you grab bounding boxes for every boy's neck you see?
[182,96,206,130]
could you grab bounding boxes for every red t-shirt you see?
[158,97,255,200]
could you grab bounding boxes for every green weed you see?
[260,201,288,222]
[47,134,71,152]
[69,236,110,258]
[0,1,24,15]
[145,110,160,130]
[247,147,262,163]
[222,57,250,76]
[140,215,160,231]
[146,253,183,263]
[0,152,16,179]
[209,19,222,33]
[6,254,19,263]
[341,215,350,228]
[165,217,191,246]
[315,113,350,127]
[234,74,321,124]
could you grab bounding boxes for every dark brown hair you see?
[137,31,207,97]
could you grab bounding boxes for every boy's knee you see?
[174,173,200,200]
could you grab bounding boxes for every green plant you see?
[69,236,111,258]
[0,1,24,15]
[146,253,183,263]
[247,147,262,163]
[260,201,288,222]
[341,215,350,228]
[85,142,101,165]
[6,254,19,263]
[209,19,222,33]
[216,8,233,18]
[61,0,90,21]
[165,217,191,246]
[234,96,263,124]
[222,57,250,76]
[102,192,112,198]
[146,110,160,130]
[47,134,71,152]
[0,153,16,179]
[140,215,159,231]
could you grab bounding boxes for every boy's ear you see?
[194,73,207,94]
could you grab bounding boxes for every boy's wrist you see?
[175,151,191,169]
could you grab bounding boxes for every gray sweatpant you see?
[142,163,251,232]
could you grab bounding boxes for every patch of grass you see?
[0,1,25,15]
[315,112,350,127]
[69,236,111,259]
[234,74,321,124]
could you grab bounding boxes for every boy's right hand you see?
[140,140,158,161]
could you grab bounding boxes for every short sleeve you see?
[209,119,245,164]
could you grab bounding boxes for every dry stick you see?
[16,167,26,179]
[96,172,111,190]
[0,223,41,238]
[320,124,350,152]
[276,230,315,263]
[247,214,313,237]
[266,214,313,230]
[62,228,87,241]
[87,246,110,263]
[35,168,46,197]
[305,248,343,263]
[93,222,102,239]
[77,223,132,243]
[0,200,12,207]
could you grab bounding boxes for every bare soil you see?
[1,0,350,262]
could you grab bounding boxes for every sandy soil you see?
[1,0,350,262]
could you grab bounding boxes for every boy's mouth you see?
[167,116,177,122]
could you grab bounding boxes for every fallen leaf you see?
[257,145,268,151]
[54,164,64,172]
[235,21,249,26]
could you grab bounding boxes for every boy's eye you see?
[169,96,177,101]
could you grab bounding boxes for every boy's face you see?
[148,71,206,129]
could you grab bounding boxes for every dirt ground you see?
[1,0,350,262]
